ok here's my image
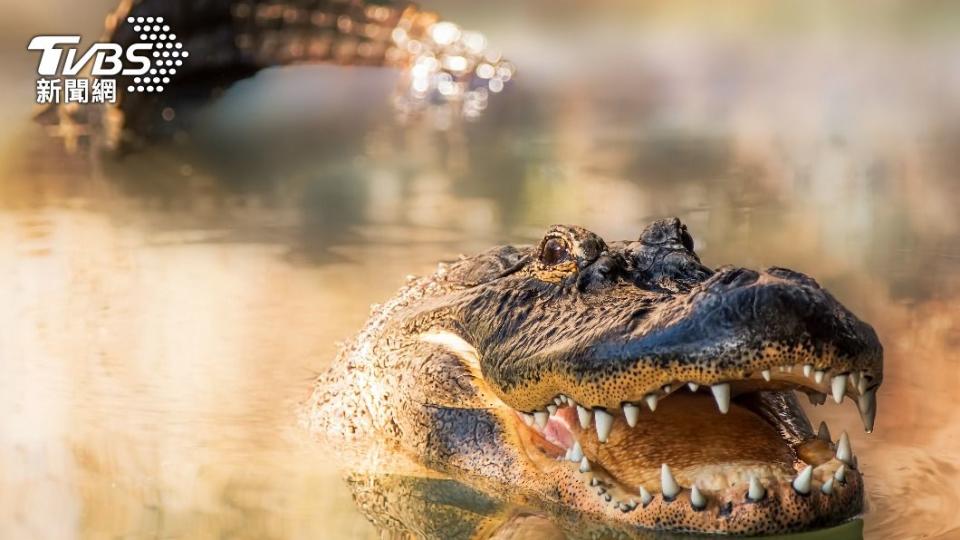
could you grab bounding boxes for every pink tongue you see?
[543,416,576,449]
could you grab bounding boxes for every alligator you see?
[30,2,883,535]
[305,218,883,536]
[35,0,512,152]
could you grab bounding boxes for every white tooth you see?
[792,465,813,494]
[858,387,877,433]
[623,403,640,427]
[787,365,795,372]
[568,398,576,409]
[579,457,591,473]
[534,411,549,428]
[817,421,832,442]
[821,477,834,495]
[690,485,706,509]
[831,374,847,403]
[814,370,826,384]
[834,464,847,482]
[803,364,813,378]
[748,475,765,501]
[836,431,853,465]
[662,384,672,394]
[661,464,681,499]
[711,383,731,414]
[849,371,861,389]
[522,413,534,426]
[778,366,786,372]
[687,382,699,392]
[761,369,771,382]
[569,441,584,462]
[554,397,563,406]
[858,372,868,395]
[564,447,571,461]
[595,409,614,443]
[644,394,659,412]
[639,486,653,506]
[547,404,558,416]
[577,405,592,429]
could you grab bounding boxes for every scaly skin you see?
[37,0,494,150]
[305,218,882,536]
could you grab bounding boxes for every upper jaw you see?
[483,266,883,423]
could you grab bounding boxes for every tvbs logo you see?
[28,15,188,104]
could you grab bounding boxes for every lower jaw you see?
[513,392,864,535]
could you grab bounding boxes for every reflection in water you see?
[3,2,960,539]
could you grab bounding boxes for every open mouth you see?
[510,361,879,533]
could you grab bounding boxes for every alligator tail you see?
[38,0,437,147]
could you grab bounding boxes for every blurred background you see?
[1,1,959,538]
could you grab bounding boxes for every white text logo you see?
[28,15,188,104]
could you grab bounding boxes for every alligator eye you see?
[541,238,570,265]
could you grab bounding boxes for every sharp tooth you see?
[564,447,571,461]
[639,486,653,506]
[778,366,786,372]
[662,384,672,393]
[857,372,868,395]
[577,405,592,429]
[569,441,584,462]
[834,464,847,483]
[792,465,813,494]
[579,457,591,473]
[590,478,599,486]
[595,409,614,443]
[821,477,835,495]
[534,411,549,428]
[661,464,680,499]
[761,369,771,382]
[748,475,765,501]
[831,374,847,403]
[521,413,534,426]
[623,403,640,427]
[547,404,558,416]
[690,485,706,510]
[836,431,854,465]
[814,370,826,384]
[803,364,813,377]
[849,371,861,389]
[711,383,730,414]
[858,387,876,433]
[554,397,562,406]
[817,421,832,442]
[644,394,659,412]
[687,382,699,392]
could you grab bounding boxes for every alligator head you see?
[306,218,883,536]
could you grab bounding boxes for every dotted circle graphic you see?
[124,16,187,94]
